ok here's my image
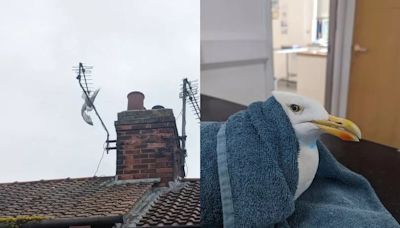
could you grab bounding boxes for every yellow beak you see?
[312,115,362,142]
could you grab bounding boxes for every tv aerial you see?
[72,63,116,155]
[179,78,200,154]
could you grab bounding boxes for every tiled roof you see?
[0,176,153,220]
[137,179,200,227]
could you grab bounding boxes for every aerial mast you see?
[179,78,200,154]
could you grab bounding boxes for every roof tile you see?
[137,179,200,226]
[0,176,153,220]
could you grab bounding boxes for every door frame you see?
[326,0,356,117]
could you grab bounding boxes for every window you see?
[312,0,330,46]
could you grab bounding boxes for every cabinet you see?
[296,51,327,105]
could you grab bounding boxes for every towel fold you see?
[201,96,399,227]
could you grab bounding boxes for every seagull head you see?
[272,91,361,144]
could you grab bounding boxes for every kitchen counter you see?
[297,48,328,57]
[296,50,327,105]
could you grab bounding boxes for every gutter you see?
[0,217,201,228]
[0,215,124,228]
[138,226,201,228]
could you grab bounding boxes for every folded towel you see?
[288,141,399,228]
[201,96,399,227]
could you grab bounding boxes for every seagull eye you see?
[289,104,302,113]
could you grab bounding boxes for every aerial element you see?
[72,62,115,156]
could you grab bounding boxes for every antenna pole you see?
[79,62,90,93]
[76,63,111,152]
[181,78,187,154]
[78,81,110,141]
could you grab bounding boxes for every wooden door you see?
[347,0,400,148]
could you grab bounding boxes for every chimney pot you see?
[127,91,145,110]
[152,105,165,110]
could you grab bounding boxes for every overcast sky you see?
[0,0,200,182]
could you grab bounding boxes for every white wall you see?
[297,55,327,104]
[272,0,315,80]
[272,0,314,48]
[202,62,269,105]
[201,0,274,105]
[318,0,330,18]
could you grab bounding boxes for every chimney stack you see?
[115,91,184,186]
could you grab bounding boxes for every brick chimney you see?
[115,91,185,186]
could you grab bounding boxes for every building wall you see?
[201,0,274,105]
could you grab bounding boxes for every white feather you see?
[272,91,329,199]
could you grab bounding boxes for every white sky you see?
[0,0,200,182]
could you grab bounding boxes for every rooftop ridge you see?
[0,176,114,185]
[182,178,200,181]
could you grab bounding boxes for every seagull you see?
[81,88,100,125]
[272,91,362,199]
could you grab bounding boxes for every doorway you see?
[272,0,330,107]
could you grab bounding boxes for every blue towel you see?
[200,96,399,227]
